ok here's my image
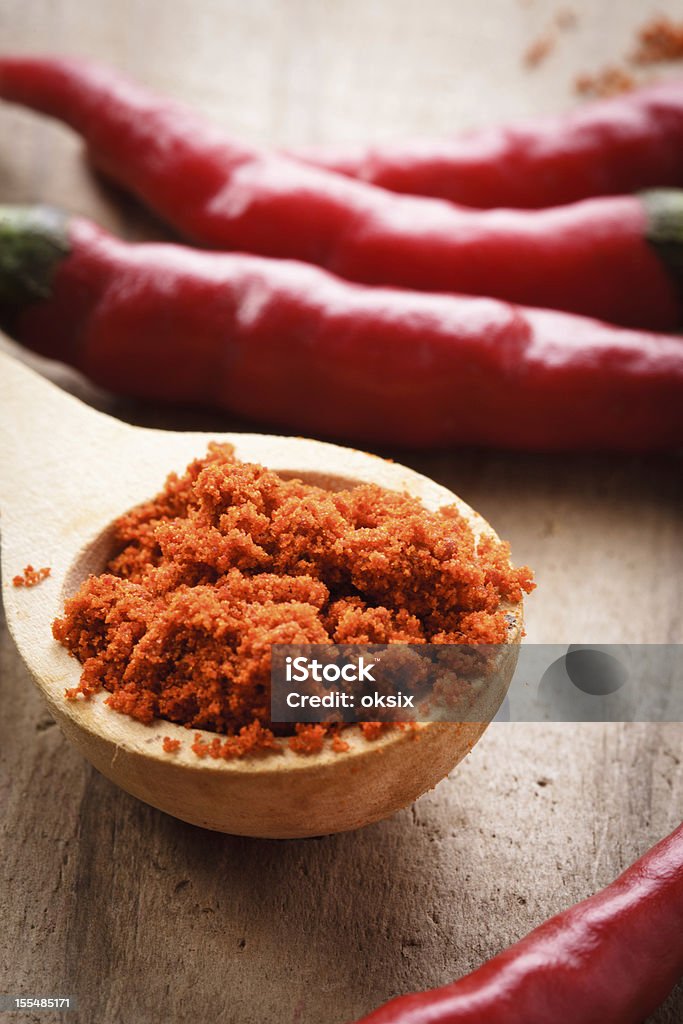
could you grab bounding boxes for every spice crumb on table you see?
[575,14,683,98]
[522,8,577,70]
[574,66,637,99]
[632,16,683,65]
[523,33,556,69]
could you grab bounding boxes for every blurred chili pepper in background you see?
[1,56,683,331]
[292,80,683,208]
[1,205,682,452]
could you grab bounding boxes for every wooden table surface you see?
[1,1,682,1021]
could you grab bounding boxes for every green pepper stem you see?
[0,205,71,314]
[641,189,683,287]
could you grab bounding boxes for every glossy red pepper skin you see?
[354,822,683,1024]
[1,206,683,452]
[0,56,681,332]
[293,81,683,208]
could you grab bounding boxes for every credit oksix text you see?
[283,656,414,710]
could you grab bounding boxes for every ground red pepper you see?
[12,565,51,588]
[1,56,683,329]
[52,445,533,757]
[1,206,683,453]
[351,820,683,1024]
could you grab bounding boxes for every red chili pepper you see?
[292,80,683,209]
[1,205,682,452]
[1,56,683,332]
[352,821,683,1024]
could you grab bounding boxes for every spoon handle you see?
[0,347,130,519]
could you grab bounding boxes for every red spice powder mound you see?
[54,444,534,758]
[162,736,181,754]
[13,565,51,588]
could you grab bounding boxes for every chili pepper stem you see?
[0,205,70,313]
[642,188,683,281]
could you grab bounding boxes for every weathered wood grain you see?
[0,0,682,1021]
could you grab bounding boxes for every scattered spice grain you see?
[575,66,636,99]
[632,16,683,65]
[523,32,556,69]
[576,14,683,100]
[555,8,577,30]
[522,9,575,70]
[53,445,533,758]
[13,565,51,588]
[162,736,181,754]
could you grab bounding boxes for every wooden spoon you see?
[0,348,523,838]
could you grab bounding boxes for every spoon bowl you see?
[0,348,523,837]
